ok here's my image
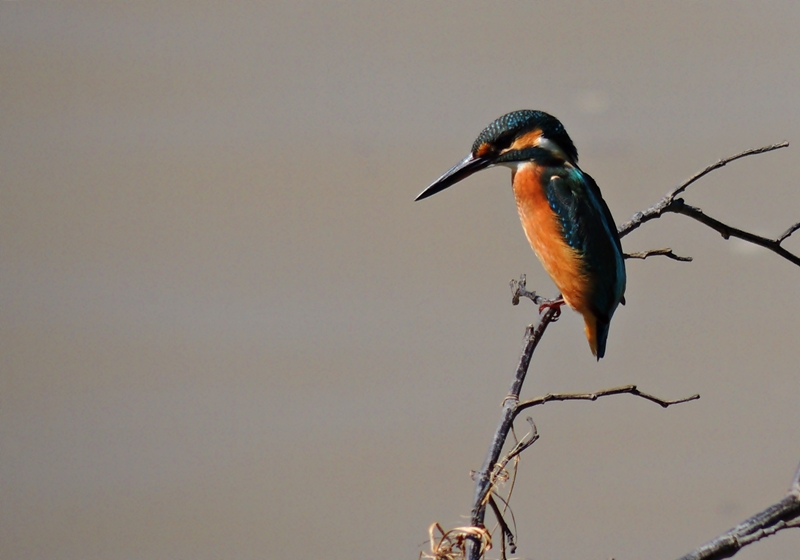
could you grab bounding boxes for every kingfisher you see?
[416,110,626,359]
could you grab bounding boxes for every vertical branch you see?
[468,306,560,560]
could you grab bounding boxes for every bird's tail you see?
[584,314,610,360]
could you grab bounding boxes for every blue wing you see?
[545,168,626,319]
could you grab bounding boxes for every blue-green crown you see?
[471,110,578,163]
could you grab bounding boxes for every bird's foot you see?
[538,297,565,319]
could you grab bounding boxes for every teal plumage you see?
[543,166,625,358]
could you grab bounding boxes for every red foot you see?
[538,297,565,319]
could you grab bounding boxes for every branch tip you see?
[778,221,800,244]
[625,248,693,262]
[670,141,790,200]
[791,460,800,494]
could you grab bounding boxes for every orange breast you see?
[512,163,591,315]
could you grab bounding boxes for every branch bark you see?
[677,462,800,559]
[514,384,699,416]
[617,142,799,266]
[624,248,693,262]
[469,314,558,539]
[672,203,800,266]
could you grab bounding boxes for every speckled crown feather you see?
[471,110,578,163]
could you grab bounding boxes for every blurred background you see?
[3,2,800,559]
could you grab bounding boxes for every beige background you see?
[3,2,800,559]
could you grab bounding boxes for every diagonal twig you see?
[489,487,519,556]
[673,204,800,266]
[477,419,539,510]
[670,142,790,200]
[778,222,800,244]
[487,496,515,560]
[677,460,800,560]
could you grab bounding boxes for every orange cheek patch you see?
[509,129,543,151]
[475,142,493,157]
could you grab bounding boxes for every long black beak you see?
[415,153,493,201]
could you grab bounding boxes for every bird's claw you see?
[538,297,565,320]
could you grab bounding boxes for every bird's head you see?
[415,110,578,201]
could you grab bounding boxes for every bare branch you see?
[677,493,800,560]
[615,142,800,267]
[674,204,800,267]
[625,248,693,262]
[475,420,539,512]
[480,422,534,558]
[467,318,555,558]
[514,385,700,417]
[509,274,544,306]
[616,142,790,240]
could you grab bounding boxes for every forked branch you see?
[617,142,800,266]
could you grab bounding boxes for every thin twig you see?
[514,385,700,417]
[493,418,539,476]
[778,222,800,244]
[625,248,693,262]
[482,424,533,558]
[479,420,539,509]
[487,496,514,560]
[490,489,518,554]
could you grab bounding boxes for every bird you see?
[416,110,626,359]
